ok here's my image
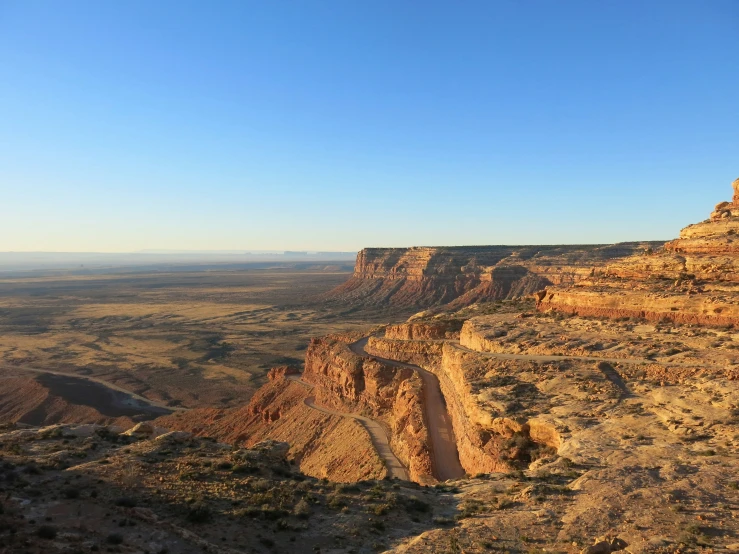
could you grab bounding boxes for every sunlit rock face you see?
[537,176,739,325]
[323,243,663,310]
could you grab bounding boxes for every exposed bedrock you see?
[385,319,464,340]
[365,333,561,475]
[302,336,434,482]
[155,374,388,483]
[536,287,739,326]
[322,243,662,309]
[537,177,739,325]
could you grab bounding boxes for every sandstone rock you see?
[267,365,300,381]
[610,537,628,551]
[249,439,290,461]
[154,430,192,443]
[123,422,166,437]
[322,243,661,309]
[57,424,103,438]
[580,540,611,554]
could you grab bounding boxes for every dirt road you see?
[2,365,181,416]
[287,375,409,480]
[350,338,465,481]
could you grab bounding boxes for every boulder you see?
[154,431,192,443]
[254,439,290,459]
[580,540,611,554]
[122,422,167,438]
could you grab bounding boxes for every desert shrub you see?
[261,507,289,520]
[403,496,430,513]
[371,503,391,516]
[370,520,385,531]
[37,525,57,539]
[236,506,261,518]
[231,463,259,475]
[293,499,310,519]
[106,533,124,545]
[334,483,360,493]
[327,493,346,510]
[186,503,212,523]
[251,478,272,491]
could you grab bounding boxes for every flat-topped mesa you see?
[537,176,739,325]
[324,243,663,309]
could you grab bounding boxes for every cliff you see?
[365,327,561,476]
[302,335,434,482]
[156,372,388,483]
[537,176,739,325]
[323,243,662,309]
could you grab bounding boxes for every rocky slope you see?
[0,375,146,428]
[536,177,739,325]
[302,334,434,483]
[0,422,452,554]
[323,243,662,310]
[156,367,388,483]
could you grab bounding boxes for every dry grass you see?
[0,267,395,411]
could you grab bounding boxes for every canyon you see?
[148,177,739,552]
[3,179,739,552]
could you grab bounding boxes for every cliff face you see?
[302,336,433,482]
[323,243,662,309]
[156,373,388,483]
[365,324,561,476]
[537,177,739,325]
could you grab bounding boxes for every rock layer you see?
[302,335,434,482]
[537,177,739,325]
[323,243,662,309]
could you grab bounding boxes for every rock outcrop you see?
[322,243,662,310]
[302,335,433,482]
[537,177,739,325]
[156,371,388,482]
[366,330,560,476]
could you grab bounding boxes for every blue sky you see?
[1,0,737,252]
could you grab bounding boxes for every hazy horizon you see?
[2,1,737,251]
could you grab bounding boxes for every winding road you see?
[1,365,181,416]
[287,375,409,480]
[350,337,466,481]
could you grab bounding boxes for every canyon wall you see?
[537,177,739,325]
[365,324,561,476]
[302,335,433,482]
[322,243,663,309]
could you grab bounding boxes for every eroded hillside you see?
[322,243,663,310]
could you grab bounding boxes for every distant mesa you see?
[537,176,739,326]
[322,243,662,310]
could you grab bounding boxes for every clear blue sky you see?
[1,0,737,252]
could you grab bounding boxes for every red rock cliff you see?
[322,243,662,309]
